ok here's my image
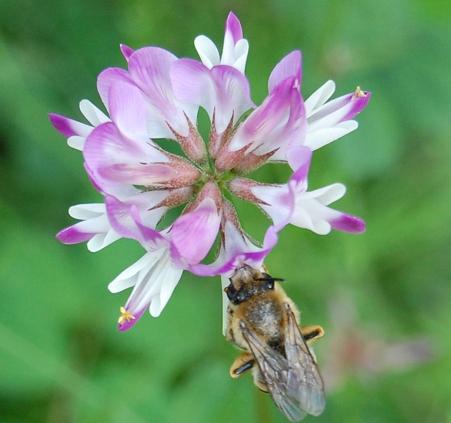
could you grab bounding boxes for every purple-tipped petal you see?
[118,308,146,332]
[268,50,302,93]
[49,113,92,137]
[308,87,371,130]
[225,12,243,43]
[110,250,183,331]
[56,226,94,244]
[120,44,134,61]
[330,214,366,233]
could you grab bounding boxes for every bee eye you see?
[225,284,237,300]
[267,279,274,290]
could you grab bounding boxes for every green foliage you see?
[0,0,450,421]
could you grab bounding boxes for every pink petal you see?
[170,198,221,264]
[83,122,169,192]
[106,196,167,249]
[108,80,151,140]
[127,47,194,136]
[190,224,279,277]
[268,50,302,93]
[229,77,305,155]
[171,60,253,133]
[97,67,132,110]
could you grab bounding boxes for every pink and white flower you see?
[51,12,370,331]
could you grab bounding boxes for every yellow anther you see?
[118,306,135,325]
[354,86,366,98]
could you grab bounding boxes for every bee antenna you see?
[272,277,285,282]
[256,276,285,282]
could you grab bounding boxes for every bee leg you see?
[252,367,269,393]
[230,353,255,379]
[301,325,325,344]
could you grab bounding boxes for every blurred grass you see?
[1,0,451,422]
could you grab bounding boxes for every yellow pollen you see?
[354,86,366,98]
[118,306,135,325]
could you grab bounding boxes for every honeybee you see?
[224,264,326,421]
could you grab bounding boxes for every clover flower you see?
[50,12,370,331]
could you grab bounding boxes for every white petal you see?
[305,80,336,116]
[67,136,85,151]
[194,35,221,69]
[303,183,346,205]
[290,199,333,235]
[305,120,358,150]
[149,264,183,317]
[69,203,105,220]
[79,99,109,126]
[73,215,110,233]
[108,251,163,293]
[87,230,121,252]
[232,39,249,73]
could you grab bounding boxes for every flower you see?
[50,12,370,331]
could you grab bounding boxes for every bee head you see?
[225,265,284,304]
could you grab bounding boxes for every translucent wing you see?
[284,304,326,416]
[240,321,307,422]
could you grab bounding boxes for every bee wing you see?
[239,321,307,422]
[284,304,326,416]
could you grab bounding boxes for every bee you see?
[224,264,326,422]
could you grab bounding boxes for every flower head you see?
[51,12,370,331]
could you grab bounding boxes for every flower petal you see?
[305,120,358,151]
[308,88,371,131]
[56,225,94,244]
[49,113,92,138]
[229,77,305,155]
[67,136,85,151]
[171,60,253,133]
[79,100,109,126]
[268,50,302,93]
[190,223,278,277]
[330,213,366,233]
[221,12,244,66]
[105,196,167,244]
[120,43,134,61]
[108,250,183,330]
[108,80,151,140]
[69,203,105,220]
[83,122,171,192]
[128,47,197,137]
[97,67,132,110]
[194,35,220,68]
[304,80,336,116]
[170,198,221,264]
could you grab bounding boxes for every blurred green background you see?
[1,0,451,422]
